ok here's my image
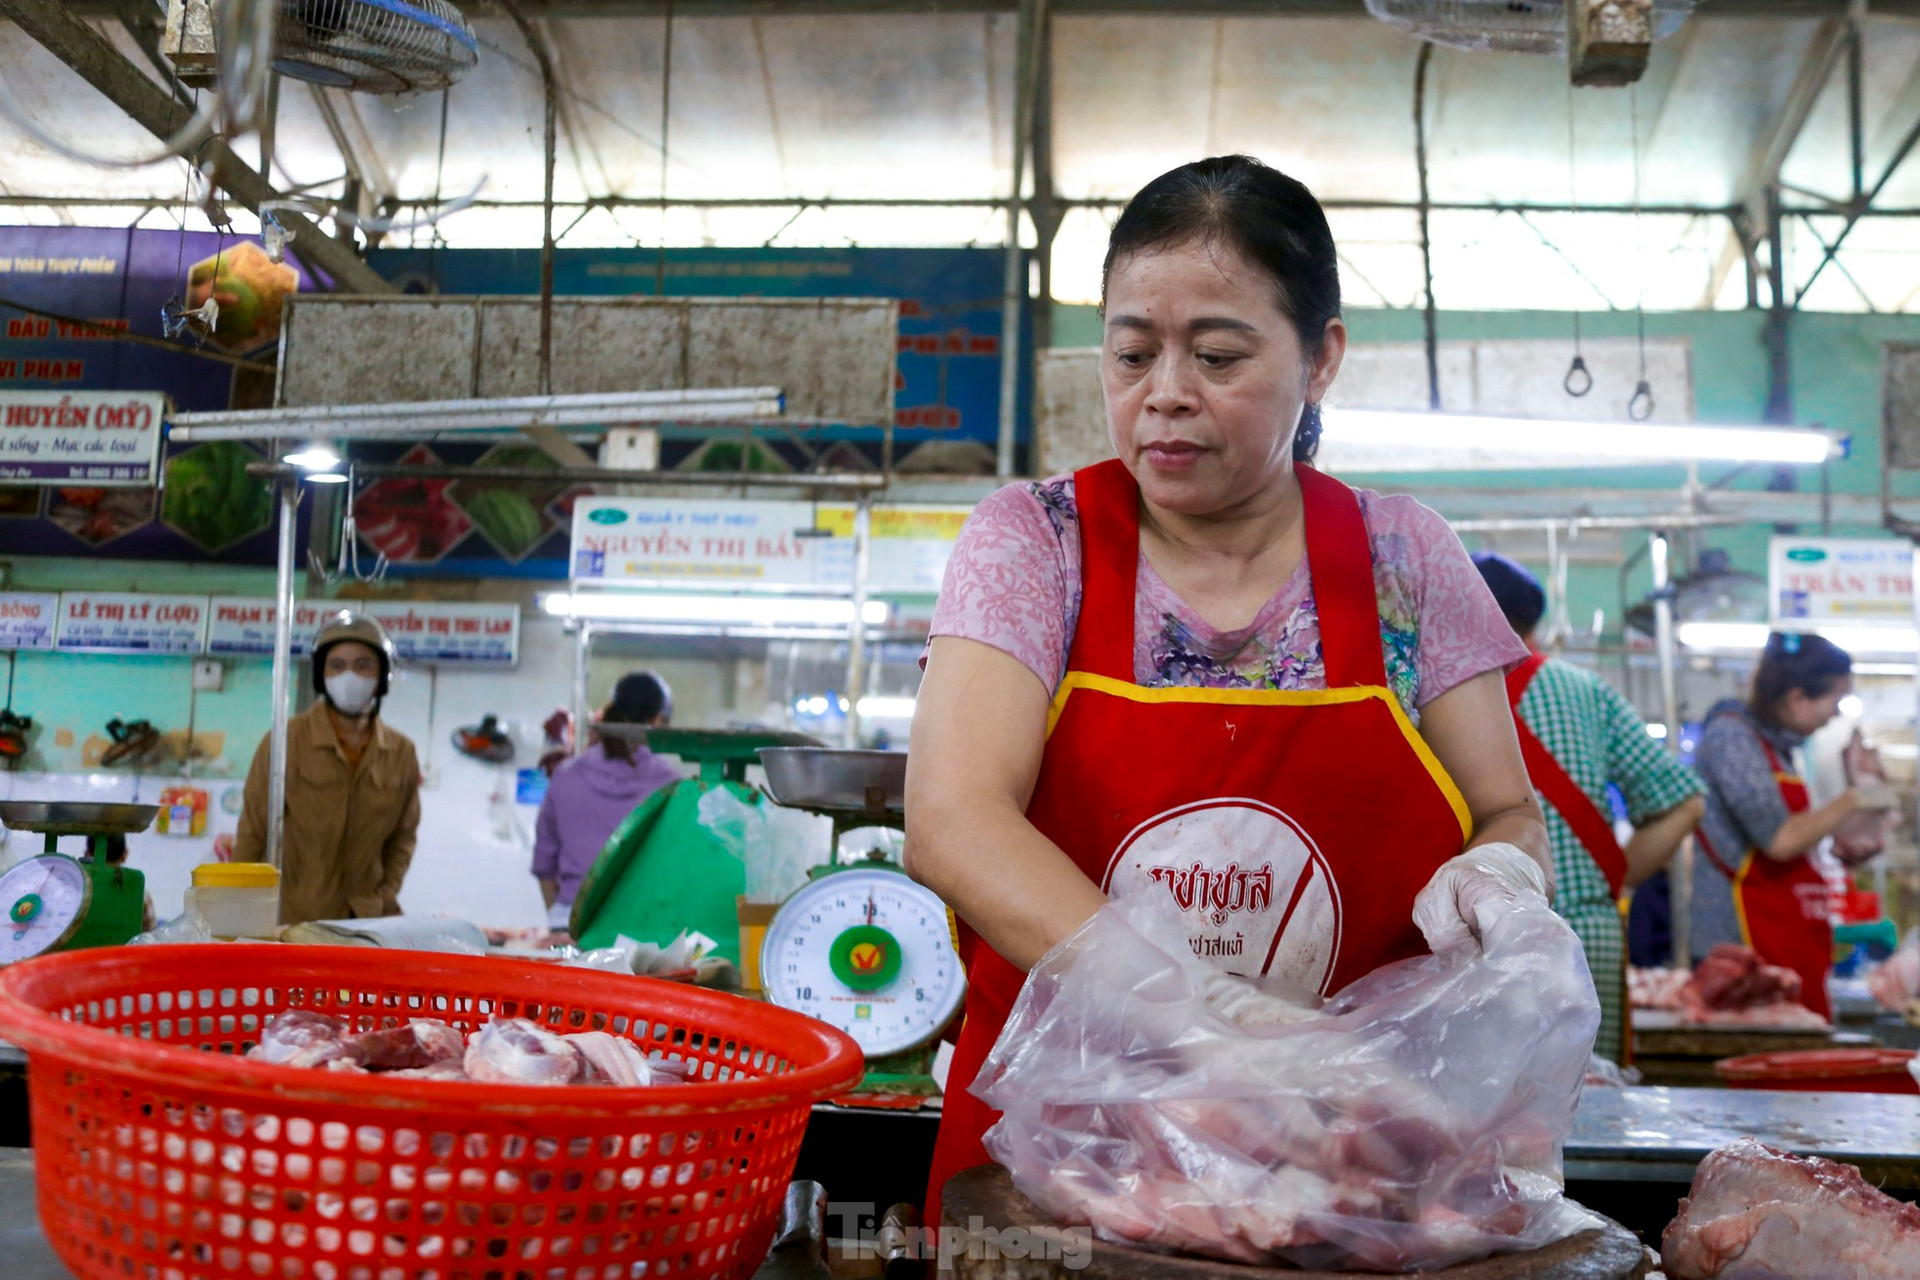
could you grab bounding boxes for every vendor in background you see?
[234,611,421,925]
[1474,553,1704,1063]
[532,672,679,938]
[1691,633,1898,1020]
[908,154,1556,1215]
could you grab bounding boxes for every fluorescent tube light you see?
[1645,723,1668,739]
[172,388,786,442]
[1676,622,1771,650]
[1854,662,1920,677]
[1676,621,1919,655]
[856,696,918,719]
[303,472,349,484]
[283,445,341,471]
[1329,410,1837,464]
[542,593,889,627]
[1815,626,1919,655]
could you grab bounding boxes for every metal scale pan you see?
[757,748,905,820]
[0,802,160,839]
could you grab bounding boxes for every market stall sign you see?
[571,499,832,588]
[1768,537,1917,628]
[207,597,520,665]
[570,498,969,594]
[0,391,165,486]
[55,593,207,654]
[814,503,971,595]
[361,602,519,666]
[0,593,59,650]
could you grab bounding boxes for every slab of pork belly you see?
[1662,1139,1920,1279]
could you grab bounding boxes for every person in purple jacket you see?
[532,672,682,935]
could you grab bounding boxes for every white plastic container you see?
[185,863,281,940]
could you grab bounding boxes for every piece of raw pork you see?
[1662,1139,1920,1279]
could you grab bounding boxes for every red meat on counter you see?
[1677,946,1826,1028]
[1663,1139,1920,1278]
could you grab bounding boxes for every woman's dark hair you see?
[1750,632,1851,728]
[1101,155,1342,463]
[601,670,672,762]
[1471,552,1547,637]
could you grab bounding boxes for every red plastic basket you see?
[0,944,863,1280]
[1717,1047,1920,1095]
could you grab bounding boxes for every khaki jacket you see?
[233,702,421,925]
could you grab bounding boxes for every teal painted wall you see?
[1,556,286,777]
[9,306,1920,762]
[1052,306,1920,634]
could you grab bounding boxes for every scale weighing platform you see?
[756,749,964,1105]
[0,802,155,963]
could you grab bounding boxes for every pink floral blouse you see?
[928,474,1526,724]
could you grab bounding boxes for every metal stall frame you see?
[1451,509,1742,969]
[558,487,888,754]
[235,434,884,866]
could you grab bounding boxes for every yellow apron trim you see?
[1732,851,1756,948]
[1045,669,1472,843]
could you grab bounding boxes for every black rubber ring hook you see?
[1629,379,1655,421]
[1564,356,1593,398]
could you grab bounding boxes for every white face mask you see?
[324,670,378,716]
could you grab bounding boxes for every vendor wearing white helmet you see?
[234,610,422,925]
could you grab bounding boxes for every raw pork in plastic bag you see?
[974,888,1604,1273]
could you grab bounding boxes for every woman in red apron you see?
[905,157,1559,1218]
[1691,633,1898,1020]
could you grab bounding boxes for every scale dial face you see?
[0,856,91,964]
[761,866,965,1058]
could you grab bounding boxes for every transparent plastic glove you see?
[1412,843,1551,956]
[1197,969,1321,1029]
[1854,783,1901,813]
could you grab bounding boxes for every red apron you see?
[925,459,1473,1215]
[1695,735,1832,1020]
[1506,652,1633,1064]
[1506,654,1629,897]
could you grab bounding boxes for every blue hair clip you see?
[1782,633,1802,654]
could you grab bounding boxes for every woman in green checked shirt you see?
[1475,554,1706,1064]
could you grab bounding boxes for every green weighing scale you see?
[755,748,965,1104]
[0,802,155,963]
[570,729,823,961]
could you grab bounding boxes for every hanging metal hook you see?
[1563,355,1593,398]
[1628,379,1656,421]
[308,465,388,585]
[260,211,294,264]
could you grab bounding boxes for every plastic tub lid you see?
[191,863,280,888]
[1716,1048,1915,1081]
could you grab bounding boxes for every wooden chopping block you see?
[938,1165,1648,1280]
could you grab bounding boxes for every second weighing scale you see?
[757,749,964,1105]
[0,802,155,963]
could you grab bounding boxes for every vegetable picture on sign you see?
[160,442,273,552]
[351,443,593,567]
[185,242,299,353]
[449,444,565,562]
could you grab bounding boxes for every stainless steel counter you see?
[1,1150,74,1280]
[1567,1085,1920,1187]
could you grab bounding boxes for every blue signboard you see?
[0,226,312,563]
[365,246,1029,449]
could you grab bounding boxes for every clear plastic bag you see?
[974,888,1604,1273]
[696,785,831,902]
